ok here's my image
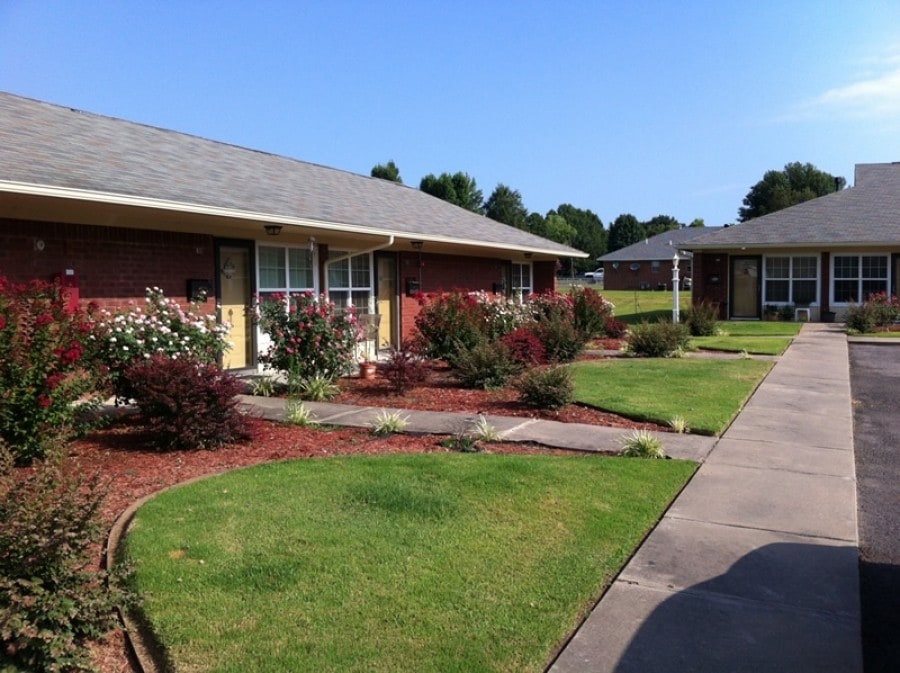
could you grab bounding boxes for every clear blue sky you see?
[2,1,899,228]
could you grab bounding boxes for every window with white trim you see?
[764,255,817,305]
[832,254,888,304]
[511,262,532,302]
[327,251,373,312]
[257,245,316,304]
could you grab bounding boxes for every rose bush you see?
[256,292,361,381]
[86,287,229,399]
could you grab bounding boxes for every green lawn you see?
[715,321,803,337]
[690,335,793,355]
[571,358,773,435]
[601,289,691,324]
[124,454,695,673]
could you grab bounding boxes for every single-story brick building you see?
[598,227,719,291]
[686,163,900,321]
[0,92,585,369]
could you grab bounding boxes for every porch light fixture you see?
[524,252,533,259]
[308,236,317,252]
[410,240,424,251]
[264,224,282,236]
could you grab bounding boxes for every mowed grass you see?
[124,454,696,673]
[691,321,800,355]
[600,289,691,324]
[571,358,773,435]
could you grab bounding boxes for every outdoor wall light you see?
[411,240,424,251]
[612,262,619,270]
[524,252,533,259]
[308,236,317,252]
[264,224,283,236]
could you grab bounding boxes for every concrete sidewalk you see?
[548,323,862,672]
[241,396,719,462]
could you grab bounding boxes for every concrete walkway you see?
[548,323,862,672]
[238,323,861,671]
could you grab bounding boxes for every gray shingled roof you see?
[0,92,584,257]
[687,163,900,250]
[598,226,720,262]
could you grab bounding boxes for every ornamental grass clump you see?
[256,292,360,382]
[0,277,100,464]
[87,286,229,400]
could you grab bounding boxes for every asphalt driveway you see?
[848,342,900,673]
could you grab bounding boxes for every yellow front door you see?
[376,255,396,349]
[219,247,252,369]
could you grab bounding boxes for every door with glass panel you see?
[730,256,761,319]
[256,244,316,357]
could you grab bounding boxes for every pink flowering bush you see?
[256,292,361,381]
[0,277,99,463]
[86,287,229,399]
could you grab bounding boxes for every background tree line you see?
[370,159,845,275]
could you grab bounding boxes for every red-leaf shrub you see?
[125,355,248,450]
[381,340,429,394]
[499,327,547,366]
[603,317,629,339]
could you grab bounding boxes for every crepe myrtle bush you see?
[0,277,101,464]
[256,292,361,382]
[86,286,229,400]
[570,286,615,338]
[0,444,133,673]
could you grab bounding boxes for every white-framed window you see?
[327,250,373,313]
[257,245,316,303]
[511,262,532,302]
[763,255,818,305]
[832,254,889,304]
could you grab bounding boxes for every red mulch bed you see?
[65,350,662,672]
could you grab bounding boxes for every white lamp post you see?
[672,253,681,323]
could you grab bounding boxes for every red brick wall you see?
[0,219,215,312]
[532,261,557,293]
[603,259,686,291]
[691,252,730,318]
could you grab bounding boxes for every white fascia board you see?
[0,181,585,258]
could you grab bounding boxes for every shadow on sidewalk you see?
[608,543,861,673]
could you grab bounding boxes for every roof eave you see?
[0,180,586,259]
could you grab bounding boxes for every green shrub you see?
[848,292,900,332]
[684,301,719,336]
[0,445,132,672]
[514,366,575,410]
[256,293,360,381]
[0,277,100,464]
[845,303,875,333]
[533,318,587,363]
[778,304,795,321]
[451,339,520,390]
[571,286,615,338]
[627,320,691,358]
[124,355,248,450]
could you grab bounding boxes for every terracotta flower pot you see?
[359,362,377,379]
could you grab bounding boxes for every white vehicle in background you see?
[583,268,605,283]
